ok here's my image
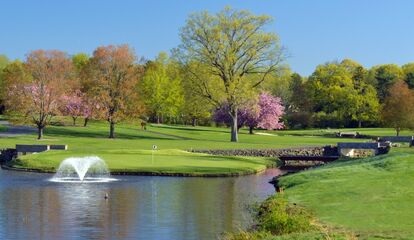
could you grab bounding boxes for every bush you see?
[223,193,357,240]
[254,194,315,235]
[222,230,272,240]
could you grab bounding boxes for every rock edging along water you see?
[188,146,338,157]
[0,162,277,177]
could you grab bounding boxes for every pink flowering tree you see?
[60,90,101,127]
[256,93,285,132]
[81,96,102,127]
[3,50,74,139]
[60,90,84,126]
[213,93,285,134]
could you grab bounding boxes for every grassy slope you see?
[279,148,414,239]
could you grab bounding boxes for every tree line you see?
[288,60,414,135]
[0,7,412,141]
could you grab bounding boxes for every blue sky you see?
[1,0,414,75]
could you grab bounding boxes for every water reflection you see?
[0,169,282,240]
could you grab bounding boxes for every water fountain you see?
[50,156,117,183]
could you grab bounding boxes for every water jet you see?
[50,156,117,183]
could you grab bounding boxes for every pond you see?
[0,168,283,240]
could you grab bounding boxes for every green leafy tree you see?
[340,59,379,127]
[260,66,292,105]
[181,70,212,126]
[349,83,380,127]
[289,73,309,111]
[287,73,314,128]
[367,64,403,102]
[402,63,414,89]
[307,61,379,127]
[0,55,10,112]
[179,7,285,142]
[340,59,368,87]
[140,52,183,123]
[72,53,89,73]
[307,63,355,125]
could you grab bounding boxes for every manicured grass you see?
[278,148,414,239]
[11,149,276,175]
[2,118,407,176]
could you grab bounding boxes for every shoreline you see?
[0,163,279,177]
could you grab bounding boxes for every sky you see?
[1,0,414,76]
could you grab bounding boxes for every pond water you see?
[0,168,283,240]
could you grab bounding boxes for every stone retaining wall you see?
[188,146,338,157]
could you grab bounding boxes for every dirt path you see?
[0,120,36,137]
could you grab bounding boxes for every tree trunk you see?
[230,108,238,142]
[83,117,89,127]
[73,117,77,126]
[157,115,160,124]
[358,120,362,128]
[249,126,254,134]
[109,121,115,138]
[396,127,400,136]
[37,126,43,140]
[191,118,197,127]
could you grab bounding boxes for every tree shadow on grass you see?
[150,124,228,134]
[44,126,178,141]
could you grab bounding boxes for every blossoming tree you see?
[214,93,285,134]
[3,50,74,139]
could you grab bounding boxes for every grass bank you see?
[277,148,414,239]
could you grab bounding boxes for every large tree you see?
[140,52,183,123]
[3,50,74,139]
[179,7,285,142]
[84,45,143,138]
[367,64,403,102]
[382,81,414,136]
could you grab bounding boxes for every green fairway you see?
[12,149,276,176]
[0,118,374,175]
[278,148,414,239]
